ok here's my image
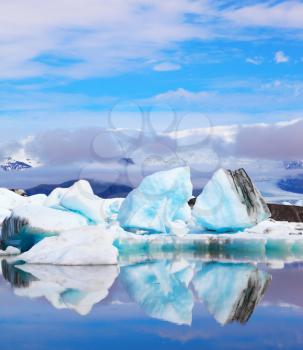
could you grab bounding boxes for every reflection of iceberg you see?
[121,260,194,325]
[193,262,271,325]
[2,261,119,315]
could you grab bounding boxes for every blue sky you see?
[0,0,303,174]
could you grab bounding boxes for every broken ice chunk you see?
[45,180,124,223]
[118,167,193,234]
[193,168,271,232]
[18,226,118,265]
[1,205,89,252]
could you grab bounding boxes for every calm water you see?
[1,258,303,350]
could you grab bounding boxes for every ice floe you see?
[18,226,118,265]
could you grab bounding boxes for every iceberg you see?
[0,208,11,225]
[118,167,193,234]
[193,168,271,232]
[192,262,271,325]
[18,226,118,265]
[2,262,119,315]
[0,188,26,210]
[45,180,124,223]
[1,205,89,252]
[120,260,194,325]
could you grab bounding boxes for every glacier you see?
[192,168,271,232]
[118,167,192,235]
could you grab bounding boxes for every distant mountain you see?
[0,157,32,171]
[278,174,303,194]
[26,179,133,199]
[283,160,303,170]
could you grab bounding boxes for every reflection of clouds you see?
[5,263,119,315]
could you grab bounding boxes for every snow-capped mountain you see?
[0,157,33,171]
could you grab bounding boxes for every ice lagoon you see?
[1,256,303,350]
[1,166,303,349]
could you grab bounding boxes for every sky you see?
[0,0,303,185]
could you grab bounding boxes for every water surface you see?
[1,258,303,350]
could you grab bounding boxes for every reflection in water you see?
[193,262,271,325]
[1,259,271,325]
[2,260,119,315]
[121,260,194,325]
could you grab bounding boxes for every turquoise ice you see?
[118,167,193,234]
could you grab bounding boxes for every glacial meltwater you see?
[1,256,303,350]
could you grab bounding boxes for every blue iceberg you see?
[118,167,193,235]
[193,168,271,232]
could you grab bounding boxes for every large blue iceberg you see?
[193,168,271,232]
[118,167,193,234]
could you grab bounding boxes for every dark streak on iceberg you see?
[1,216,29,242]
[228,168,270,220]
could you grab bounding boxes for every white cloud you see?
[0,1,302,80]
[275,51,289,64]
[153,62,181,72]
[154,88,214,103]
[246,56,263,65]
[224,1,303,29]
[0,0,212,80]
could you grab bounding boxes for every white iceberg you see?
[193,168,271,232]
[9,264,119,315]
[1,204,91,253]
[18,226,118,265]
[45,180,124,223]
[0,189,47,225]
[192,262,271,325]
[121,260,194,325]
[118,167,193,234]
[0,246,20,256]
[0,188,26,210]
[0,208,11,225]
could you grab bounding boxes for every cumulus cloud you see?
[275,51,289,64]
